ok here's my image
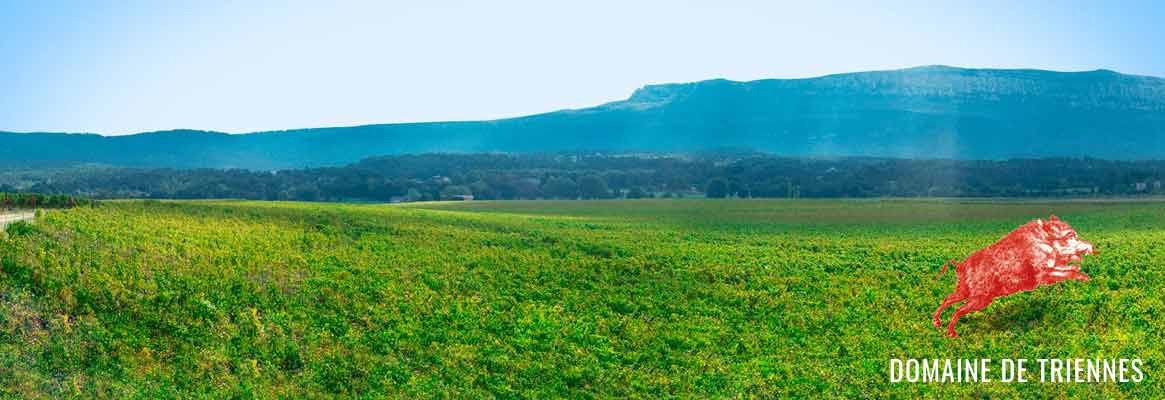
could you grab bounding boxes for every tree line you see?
[3,153,1165,202]
[0,192,95,210]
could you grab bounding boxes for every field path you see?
[0,210,36,229]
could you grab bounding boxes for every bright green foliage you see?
[1,199,1162,398]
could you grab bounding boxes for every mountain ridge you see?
[4,66,1165,169]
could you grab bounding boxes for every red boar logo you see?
[933,215,1095,337]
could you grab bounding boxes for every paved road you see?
[0,211,36,228]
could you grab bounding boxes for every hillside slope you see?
[3,66,1164,169]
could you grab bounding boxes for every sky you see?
[1,0,1162,135]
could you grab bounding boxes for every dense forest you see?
[2,153,1165,202]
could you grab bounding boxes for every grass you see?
[1,198,1162,398]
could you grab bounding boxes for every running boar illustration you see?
[933,215,1095,337]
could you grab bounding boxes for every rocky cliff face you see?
[3,66,1165,169]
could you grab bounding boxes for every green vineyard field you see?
[2,199,1162,398]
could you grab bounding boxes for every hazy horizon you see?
[3,1,1162,135]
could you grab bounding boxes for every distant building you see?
[1136,182,1148,192]
[447,194,474,201]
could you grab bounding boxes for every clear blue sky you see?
[2,0,1161,135]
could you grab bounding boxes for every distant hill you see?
[4,66,1165,169]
